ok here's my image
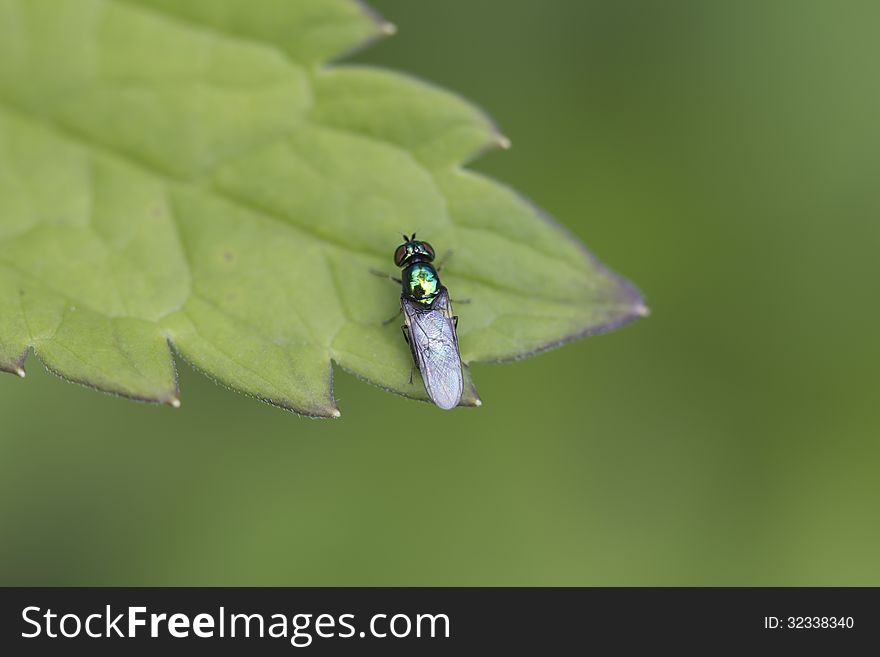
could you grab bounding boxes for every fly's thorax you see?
[402,262,441,305]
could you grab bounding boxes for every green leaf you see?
[0,0,645,416]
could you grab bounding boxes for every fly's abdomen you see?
[402,291,463,410]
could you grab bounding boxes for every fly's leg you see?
[434,250,470,303]
[401,325,417,386]
[453,315,459,330]
[370,269,402,285]
[383,307,403,326]
[373,269,403,324]
[435,249,454,273]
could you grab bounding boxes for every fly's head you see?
[393,233,435,269]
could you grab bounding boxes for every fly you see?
[381,234,464,410]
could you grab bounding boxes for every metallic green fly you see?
[378,234,464,410]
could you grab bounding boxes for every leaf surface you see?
[0,0,645,415]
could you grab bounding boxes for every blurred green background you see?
[2,0,879,585]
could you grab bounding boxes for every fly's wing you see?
[402,290,464,410]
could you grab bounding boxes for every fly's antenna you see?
[402,233,409,242]
[411,232,417,240]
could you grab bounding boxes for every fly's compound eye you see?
[421,242,435,261]
[394,244,409,267]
